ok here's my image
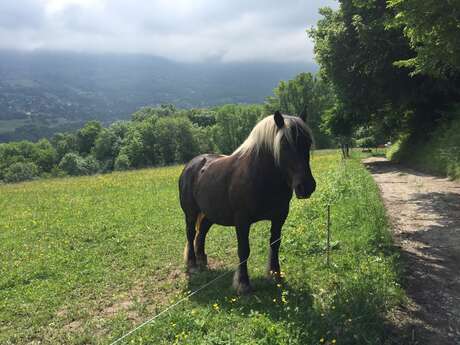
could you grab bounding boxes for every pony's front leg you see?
[233,224,252,295]
[267,216,287,280]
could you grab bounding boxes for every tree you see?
[174,118,200,162]
[35,139,57,172]
[93,129,119,163]
[119,128,146,168]
[4,162,39,183]
[309,0,459,144]
[265,73,334,148]
[52,133,78,161]
[321,102,354,157]
[155,117,179,165]
[58,153,87,176]
[213,104,263,154]
[388,0,460,77]
[114,153,131,171]
[77,121,102,154]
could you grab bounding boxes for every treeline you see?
[309,0,460,172]
[0,74,335,183]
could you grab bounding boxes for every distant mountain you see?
[0,50,316,142]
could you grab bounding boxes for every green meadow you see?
[0,152,404,344]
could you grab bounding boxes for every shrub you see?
[4,162,39,183]
[114,153,131,171]
[58,153,87,176]
[82,155,100,175]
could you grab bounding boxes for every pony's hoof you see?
[233,281,252,295]
[196,254,208,269]
[186,262,199,275]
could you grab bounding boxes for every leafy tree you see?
[193,126,216,154]
[81,155,100,175]
[187,110,217,127]
[35,139,57,172]
[132,104,177,121]
[119,128,146,168]
[175,118,200,162]
[213,104,263,154]
[76,121,102,154]
[93,129,119,162]
[155,117,179,165]
[310,0,460,146]
[388,0,460,77]
[265,73,334,148]
[321,102,354,157]
[114,153,131,171]
[59,153,87,176]
[138,115,159,165]
[52,133,78,161]
[4,162,39,183]
[309,1,416,134]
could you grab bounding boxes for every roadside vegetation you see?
[387,115,460,179]
[0,151,404,344]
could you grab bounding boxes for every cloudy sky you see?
[0,0,337,63]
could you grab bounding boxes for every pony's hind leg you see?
[183,214,198,273]
[194,214,212,268]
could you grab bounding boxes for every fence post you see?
[327,204,331,267]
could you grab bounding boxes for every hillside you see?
[0,50,315,142]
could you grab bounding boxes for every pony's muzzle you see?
[294,181,316,199]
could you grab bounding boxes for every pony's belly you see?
[196,196,235,226]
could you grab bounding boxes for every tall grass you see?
[0,152,404,344]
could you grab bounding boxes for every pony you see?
[179,111,316,294]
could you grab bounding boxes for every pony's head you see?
[234,111,316,199]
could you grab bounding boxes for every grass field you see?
[0,151,404,344]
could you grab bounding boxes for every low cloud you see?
[0,0,337,63]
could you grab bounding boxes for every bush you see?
[50,166,67,178]
[4,162,39,183]
[58,153,87,176]
[82,155,100,175]
[114,153,131,171]
[59,153,101,176]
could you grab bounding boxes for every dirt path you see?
[363,157,460,344]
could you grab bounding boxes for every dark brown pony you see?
[179,111,316,294]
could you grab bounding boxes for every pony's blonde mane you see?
[233,114,313,164]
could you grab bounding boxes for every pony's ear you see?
[299,108,308,122]
[274,111,285,128]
